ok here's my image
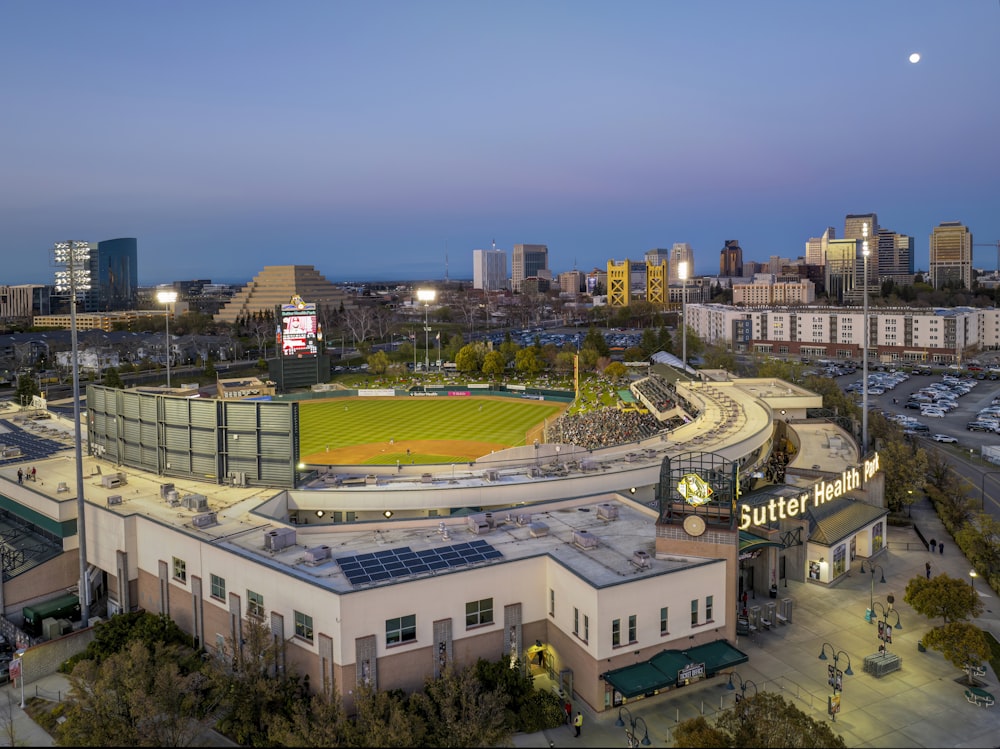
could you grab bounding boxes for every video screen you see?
[279,303,318,358]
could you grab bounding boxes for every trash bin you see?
[769,586,778,599]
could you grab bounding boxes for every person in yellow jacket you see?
[573,711,583,737]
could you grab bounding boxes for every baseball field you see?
[298,395,567,465]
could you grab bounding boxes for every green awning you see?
[684,640,749,673]
[602,640,749,698]
[603,661,674,699]
[739,529,782,555]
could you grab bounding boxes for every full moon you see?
[909,52,921,64]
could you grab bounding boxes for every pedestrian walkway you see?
[514,491,1000,748]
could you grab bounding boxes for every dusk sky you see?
[3,1,998,286]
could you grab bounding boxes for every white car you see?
[931,434,958,443]
[920,409,946,418]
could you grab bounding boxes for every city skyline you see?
[2,1,998,286]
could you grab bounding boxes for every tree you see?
[15,373,39,406]
[582,326,610,357]
[515,347,544,376]
[265,688,353,748]
[349,684,426,748]
[102,366,125,389]
[409,663,510,748]
[604,361,627,382]
[879,437,928,514]
[922,621,991,684]
[58,640,220,748]
[674,692,846,748]
[702,344,737,373]
[904,573,984,625]
[482,350,505,381]
[367,350,390,375]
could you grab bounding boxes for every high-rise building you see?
[472,248,507,291]
[929,221,973,289]
[844,214,878,293]
[876,229,914,282]
[805,227,835,266]
[51,237,138,313]
[669,243,693,283]
[719,240,743,277]
[824,239,860,304]
[214,265,352,324]
[511,244,548,292]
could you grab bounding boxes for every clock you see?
[683,515,706,537]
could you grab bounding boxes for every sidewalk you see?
[515,492,1000,748]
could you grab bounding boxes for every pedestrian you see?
[573,711,583,737]
[939,542,944,555]
[30,466,36,481]
[17,468,22,484]
[929,538,936,552]
[564,701,572,725]
[926,561,931,579]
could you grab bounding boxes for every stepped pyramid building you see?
[213,265,352,324]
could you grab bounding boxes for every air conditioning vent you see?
[632,550,651,569]
[421,473,433,483]
[597,503,619,521]
[101,473,126,489]
[263,527,296,551]
[467,515,491,535]
[485,470,500,482]
[573,529,598,550]
[305,545,331,564]
[106,495,122,506]
[159,483,175,499]
[516,513,532,526]
[529,521,549,537]
[192,512,217,528]
[182,494,209,512]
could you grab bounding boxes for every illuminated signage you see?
[677,473,714,507]
[739,453,881,530]
[280,297,318,359]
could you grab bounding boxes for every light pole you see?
[979,471,1000,511]
[614,705,651,747]
[818,642,853,722]
[870,601,902,655]
[861,222,871,455]
[417,288,436,379]
[678,260,689,371]
[156,289,178,389]
[726,670,759,702]
[970,569,978,604]
[53,240,92,628]
[860,559,885,623]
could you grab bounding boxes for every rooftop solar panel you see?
[336,539,504,586]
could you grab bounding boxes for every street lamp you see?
[970,569,978,604]
[726,671,759,702]
[156,289,178,389]
[818,642,853,722]
[859,559,885,623]
[861,222,871,455]
[870,601,902,655]
[979,471,1000,512]
[614,706,651,747]
[53,240,92,628]
[417,288,436,378]
[677,260,689,371]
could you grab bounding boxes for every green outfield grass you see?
[298,396,565,457]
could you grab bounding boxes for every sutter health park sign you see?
[738,453,881,530]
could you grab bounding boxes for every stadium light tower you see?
[417,288,436,375]
[677,260,689,370]
[156,289,178,389]
[53,240,92,628]
[862,223,870,455]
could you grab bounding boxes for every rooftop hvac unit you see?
[106,495,122,506]
[101,474,125,489]
[516,513,532,526]
[597,503,619,521]
[421,473,434,483]
[528,466,542,478]
[483,512,495,528]
[442,528,451,540]
[183,494,209,512]
[263,527,296,551]
[160,483,175,499]
[485,470,500,482]
[165,489,179,504]
[226,471,247,487]
[437,521,446,535]
[632,550,651,569]
[467,515,491,535]
[365,474,378,485]
[305,545,331,563]
[192,512,217,528]
[573,529,599,550]
[528,521,549,538]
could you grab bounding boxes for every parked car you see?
[967,421,997,432]
[931,434,958,443]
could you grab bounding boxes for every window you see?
[294,611,313,642]
[583,615,589,643]
[387,614,417,646]
[172,557,186,583]
[628,614,637,644]
[690,599,699,626]
[247,590,264,618]
[210,574,225,600]
[660,606,669,635]
[465,598,493,627]
[706,595,714,621]
[573,607,580,636]
[612,618,621,647]
[549,589,555,617]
